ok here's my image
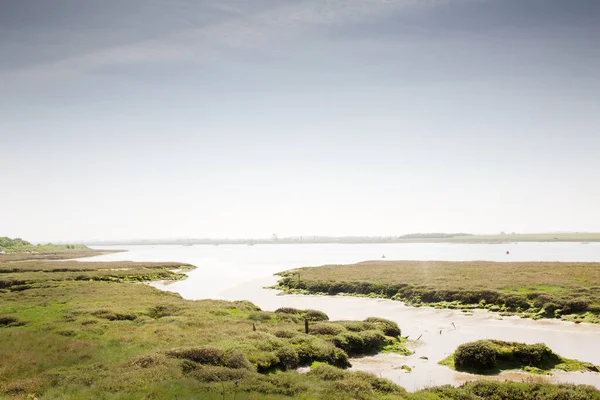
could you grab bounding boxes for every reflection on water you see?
[85,243,600,391]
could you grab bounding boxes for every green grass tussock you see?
[421,381,600,400]
[440,340,600,375]
[274,307,329,321]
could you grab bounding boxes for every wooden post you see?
[305,319,309,334]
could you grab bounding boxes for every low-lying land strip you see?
[274,260,600,323]
[2,253,600,399]
[0,237,122,262]
[439,340,600,375]
[0,249,121,262]
[0,237,96,254]
[85,232,600,245]
[0,259,193,291]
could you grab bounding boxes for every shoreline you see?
[271,286,600,325]
[273,260,600,325]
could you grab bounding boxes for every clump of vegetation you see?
[274,307,329,321]
[364,317,402,337]
[168,346,227,366]
[452,341,498,371]
[0,316,26,327]
[439,340,600,374]
[274,260,600,323]
[308,364,409,398]
[421,380,600,400]
[303,317,411,357]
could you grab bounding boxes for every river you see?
[85,242,600,391]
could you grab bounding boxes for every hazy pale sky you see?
[1,0,599,242]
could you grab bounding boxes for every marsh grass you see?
[420,381,600,399]
[275,261,600,322]
[0,255,413,399]
[0,260,193,291]
[2,254,600,399]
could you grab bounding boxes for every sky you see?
[1,0,599,242]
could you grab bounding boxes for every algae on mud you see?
[274,260,600,323]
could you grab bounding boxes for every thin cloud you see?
[5,0,461,81]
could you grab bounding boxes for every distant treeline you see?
[397,233,470,239]
[0,237,89,253]
[87,234,474,246]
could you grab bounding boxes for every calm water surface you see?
[86,243,600,391]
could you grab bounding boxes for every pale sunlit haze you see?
[1,0,599,242]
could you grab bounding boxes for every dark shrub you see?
[513,343,553,366]
[563,299,590,314]
[303,309,329,321]
[310,323,345,336]
[181,359,199,374]
[332,332,364,354]
[542,302,560,316]
[454,340,497,371]
[291,336,350,368]
[420,290,441,303]
[276,346,299,370]
[273,313,300,323]
[358,330,387,353]
[57,329,77,337]
[339,321,374,332]
[224,350,253,370]
[250,351,280,372]
[274,307,328,321]
[533,294,558,309]
[331,348,351,368]
[167,346,225,365]
[0,316,25,327]
[503,295,530,310]
[147,305,179,319]
[130,354,167,369]
[92,310,137,321]
[364,317,401,337]
[274,307,300,314]
[308,363,345,381]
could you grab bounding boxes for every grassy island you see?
[274,261,600,323]
[439,340,600,375]
[2,250,600,399]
